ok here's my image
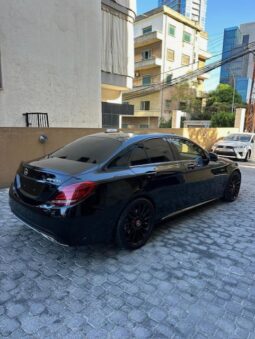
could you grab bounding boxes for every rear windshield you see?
[50,136,121,164]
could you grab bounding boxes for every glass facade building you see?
[220,23,255,103]
[158,0,207,29]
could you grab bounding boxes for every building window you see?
[179,101,187,110]
[165,100,172,109]
[167,49,175,61]
[198,60,205,68]
[142,75,152,86]
[181,54,190,65]
[183,31,191,43]
[142,50,152,60]
[168,24,176,37]
[143,26,152,35]
[166,74,172,84]
[140,101,150,110]
[140,124,149,129]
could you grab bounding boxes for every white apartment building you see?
[122,6,210,128]
[159,0,207,30]
[0,0,136,128]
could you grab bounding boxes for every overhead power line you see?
[133,41,253,83]
[124,41,255,100]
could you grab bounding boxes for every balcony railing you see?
[197,73,210,80]
[135,57,162,70]
[198,49,212,60]
[23,113,49,127]
[135,30,163,48]
[134,110,161,117]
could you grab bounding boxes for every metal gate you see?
[23,113,49,127]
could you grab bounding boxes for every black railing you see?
[23,113,49,127]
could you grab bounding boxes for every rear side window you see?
[130,147,148,166]
[109,145,149,168]
[109,151,131,168]
[143,139,174,163]
[50,136,121,164]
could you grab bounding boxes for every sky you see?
[136,0,255,91]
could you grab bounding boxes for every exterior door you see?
[130,138,188,219]
[167,136,229,207]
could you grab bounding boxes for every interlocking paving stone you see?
[0,165,255,337]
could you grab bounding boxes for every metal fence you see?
[23,113,49,127]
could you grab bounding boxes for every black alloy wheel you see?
[223,171,241,202]
[116,198,155,249]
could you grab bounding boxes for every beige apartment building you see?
[0,0,136,128]
[122,5,211,128]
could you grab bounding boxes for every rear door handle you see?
[186,163,196,170]
[146,170,157,178]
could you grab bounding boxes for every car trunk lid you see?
[15,158,96,205]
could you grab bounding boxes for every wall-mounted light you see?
[39,134,48,144]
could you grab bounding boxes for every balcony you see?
[198,49,212,60]
[135,31,163,48]
[134,110,161,117]
[197,73,210,80]
[196,90,206,98]
[135,57,162,70]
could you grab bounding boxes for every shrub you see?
[210,112,235,127]
[159,118,172,128]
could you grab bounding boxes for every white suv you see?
[212,133,255,161]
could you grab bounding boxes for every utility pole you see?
[245,53,255,132]
[231,72,236,113]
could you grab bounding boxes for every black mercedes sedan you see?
[9,131,241,249]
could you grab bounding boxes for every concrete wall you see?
[0,0,101,128]
[122,116,159,128]
[0,127,238,187]
[134,13,163,37]
[101,0,136,102]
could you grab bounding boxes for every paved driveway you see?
[0,165,255,338]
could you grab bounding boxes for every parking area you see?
[0,164,255,338]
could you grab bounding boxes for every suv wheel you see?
[244,150,251,162]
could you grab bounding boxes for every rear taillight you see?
[49,181,96,207]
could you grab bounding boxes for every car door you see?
[130,138,188,219]
[167,136,229,207]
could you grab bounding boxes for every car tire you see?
[244,150,251,162]
[116,198,155,250]
[222,171,241,202]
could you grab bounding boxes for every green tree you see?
[170,81,203,114]
[210,111,235,127]
[159,118,171,128]
[205,83,243,114]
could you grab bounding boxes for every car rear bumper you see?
[9,187,114,246]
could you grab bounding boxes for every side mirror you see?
[202,151,210,165]
[209,152,218,162]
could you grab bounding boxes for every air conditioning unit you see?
[135,72,140,77]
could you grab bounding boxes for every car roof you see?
[89,132,176,145]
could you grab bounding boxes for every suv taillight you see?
[50,181,96,207]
